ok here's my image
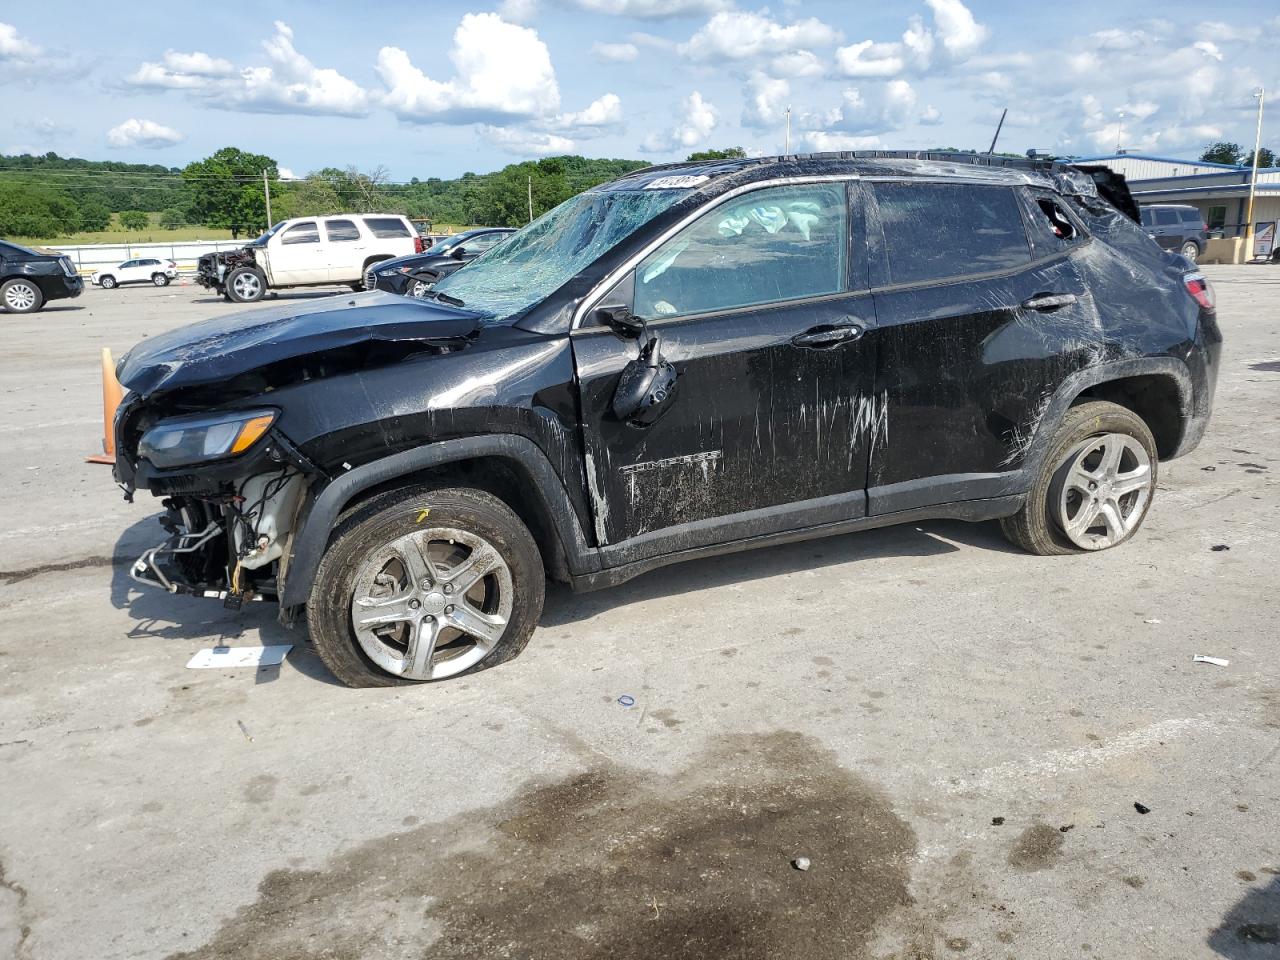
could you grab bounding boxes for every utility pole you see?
[1115,112,1125,154]
[1244,87,1266,257]
[527,175,534,224]
[784,107,792,154]
[263,169,273,229]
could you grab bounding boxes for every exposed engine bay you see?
[194,247,257,296]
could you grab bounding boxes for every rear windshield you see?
[433,187,692,320]
[363,217,411,238]
[0,240,43,257]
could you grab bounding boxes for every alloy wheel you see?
[3,282,37,311]
[349,526,513,680]
[1050,433,1153,549]
[232,272,262,300]
[1181,242,1199,263]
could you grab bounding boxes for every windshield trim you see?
[570,174,859,330]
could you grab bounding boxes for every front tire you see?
[1,279,43,313]
[1000,401,1158,556]
[226,267,265,303]
[307,486,545,687]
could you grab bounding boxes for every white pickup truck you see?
[196,214,423,303]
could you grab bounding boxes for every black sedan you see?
[365,228,514,296]
[1,240,83,313]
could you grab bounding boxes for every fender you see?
[1016,355,1193,485]
[279,434,597,608]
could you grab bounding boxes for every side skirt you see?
[569,494,1025,592]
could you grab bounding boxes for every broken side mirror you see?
[594,304,646,338]
[451,246,467,260]
[611,328,679,427]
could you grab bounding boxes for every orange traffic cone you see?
[86,347,124,465]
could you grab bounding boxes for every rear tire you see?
[226,266,266,303]
[151,273,169,287]
[1000,401,1158,556]
[1,279,43,313]
[307,486,544,688]
[1180,241,1199,262]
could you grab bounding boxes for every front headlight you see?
[138,410,277,469]
[377,266,410,277]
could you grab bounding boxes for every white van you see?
[195,214,422,303]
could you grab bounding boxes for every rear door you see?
[572,180,878,551]
[1150,208,1181,250]
[322,218,364,282]
[269,220,327,284]
[864,180,1099,514]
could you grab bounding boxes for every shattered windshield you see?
[432,187,692,320]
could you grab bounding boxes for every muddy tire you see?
[1000,400,1158,556]
[307,486,544,688]
[226,266,266,303]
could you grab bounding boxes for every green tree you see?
[477,158,571,227]
[1200,142,1243,165]
[275,177,345,218]
[686,147,747,161]
[120,210,149,231]
[1243,147,1277,169]
[77,199,112,232]
[159,206,188,229]
[182,147,278,238]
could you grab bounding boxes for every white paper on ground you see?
[187,645,293,669]
[1191,655,1230,667]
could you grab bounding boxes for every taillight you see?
[1184,272,1215,310]
[414,236,425,254]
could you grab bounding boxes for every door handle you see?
[792,323,865,348]
[1021,293,1077,311]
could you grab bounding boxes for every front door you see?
[571,180,878,555]
[269,220,327,284]
[864,179,1100,514]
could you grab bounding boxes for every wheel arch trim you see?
[279,434,596,608]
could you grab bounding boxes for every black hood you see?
[118,290,485,397]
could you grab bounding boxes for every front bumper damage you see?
[130,520,264,603]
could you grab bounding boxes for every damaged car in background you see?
[365,227,515,298]
[111,151,1221,687]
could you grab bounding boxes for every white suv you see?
[196,214,422,303]
[93,258,178,289]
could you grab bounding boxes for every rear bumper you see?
[45,275,83,301]
[1170,311,1222,459]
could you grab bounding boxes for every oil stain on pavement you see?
[168,731,917,960]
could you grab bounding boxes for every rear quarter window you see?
[363,217,412,239]
[1179,209,1203,223]
[872,182,1031,285]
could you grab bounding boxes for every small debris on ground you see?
[991,816,1005,826]
[1192,655,1230,666]
[187,644,292,669]
[1134,802,1151,815]
[1201,465,1216,471]
[792,856,811,871]
[1210,544,1231,552]
[236,720,254,743]
[616,694,636,708]
[1143,618,1162,624]
[1059,824,1075,833]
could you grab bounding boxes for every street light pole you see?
[1244,87,1266,257]
[784,106,792,154]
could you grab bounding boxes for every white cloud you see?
[925,0,988,55]
[278,166,299,180]
[836,41,906,78]
[499,0,540,23]
[564,0,729,16]
[1192,40,1223,61]
[680,11,839,69]
[126,22,369,116]
[802,131,882,151]
[920,104,942,125]
[551,93,623,130]
[482,125,576,155]
[0,21,41,61]
[742,72,790,129]
[106,118,185,149]
[640,90,717,153]
[592,41,639,62]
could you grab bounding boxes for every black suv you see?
[365,228,515,296]
[1140,204,1209,262]
[112,152,1221,687]
[0,240,83,313]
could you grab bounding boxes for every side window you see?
[1179,209,1203,224]
[325,219,361,242]
[363,217,412,239]
[282,221,319,245]
[1024,192,1085,253]
[1207,205,1226,230]
[466,232,505,253]
[632,183,847,320]
[1154,209,1180,227]
[120,260,137,269]
[872,182,1030,285]
[1140,209,1153,227]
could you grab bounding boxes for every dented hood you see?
[118,290,485,397]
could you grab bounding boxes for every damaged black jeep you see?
[112,152,1221,687]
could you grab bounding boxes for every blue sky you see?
[2,0,1277,179]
